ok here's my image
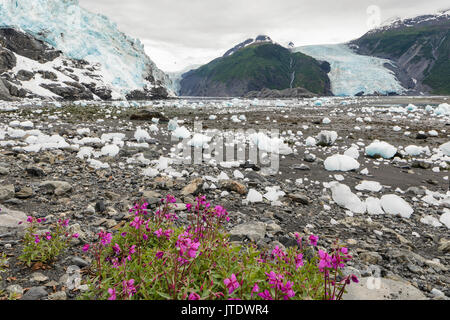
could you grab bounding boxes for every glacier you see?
[0,0,171,97]
[294,44,406,96]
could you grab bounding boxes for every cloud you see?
[79,0,449,72]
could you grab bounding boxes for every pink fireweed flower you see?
[223,274,240,295]
[129,245,136,255]
[154,228,164,238]
[82,244,90,252]
[98,231,112,246]
[108,288,116,300]
[186,203,192,211]
[280,281,295,300]
[72,233,79,239]
[351,274,359,283]
[130,216,144,229]
[122,279,137,297]
[45,232,52,240]
[318,250,332,271]
[176,233,200,259]
[27,216,33,223]
[309,234,319,246]
[188,292,200,300]
[265,271,284,289]
[155,251,165,259]
[295,253,304,270]
[142,233,148,240]
[112,243,121,254]
[271,245,286,260]
[34,235,40,244]
[258,290,273,300]
[251,283,259,298]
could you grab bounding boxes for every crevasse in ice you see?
[294,44,405,96]
[0,0,170,95]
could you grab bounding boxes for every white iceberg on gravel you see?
[355,180,382,192]
[344,146,359,159]
[317,130,338,146]
[134,127,150,143]
[439,142,450,156]
[434,103,450,116]
[330,182,366,214]
[420,215,443,228]
[380,194,413,218]
[365,197,384,215]
[365,141,397,159]
[440,210,450,229]
[246,189,263,203]
[404,145,430,156]
[172,126,191,139]
[324,155,360,172]
[250,132,293,155]
[305,137,317,147]
[101,144,120,157]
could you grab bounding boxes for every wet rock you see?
[95,200,106,213]
[359,251,383,264]
[220,180,248,195]
[0,207,27,230]
[130,109,169,122]
[0,184,15,201]
[287,193,310,205]
[182,178,203,196]
[26,166,46,177]
[48,291,67,300]
[6,284,23,297]
[15,186,34,199]
[342,277,427,300]
[39,181,72,196]
[21,286,48,300]
[229,221,266,242]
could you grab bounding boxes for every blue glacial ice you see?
[0,0,170,95]
[294,44,405,96]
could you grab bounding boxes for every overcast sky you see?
[79,0,448,72]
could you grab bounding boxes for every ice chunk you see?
[344,146,359,159]
[439,142,450,156]
[324,155,360,172]
[172,126,191,139]
[317,131,338,146]
[420,215,443,228]
[101,144,120,157]
[440,210,450,229]
[355,180,382,192]
[404,145,430,156]
[330,182,366,214]
[380,195,413,218]
[246,189,263,203]
[305,137,317,147]
[365,197,384,215]
[134,127,150,143]
[249,132,293,155]
[365,141,397,159]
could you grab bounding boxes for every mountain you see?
[349,9,450,95]
[179,35,332,97]
[0,0,172,101]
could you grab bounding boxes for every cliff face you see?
[350,11,450,95]
[179,40,332,97]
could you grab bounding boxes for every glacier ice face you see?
[0,0,171,96]
[294,44,405,96]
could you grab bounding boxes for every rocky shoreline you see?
[0,96,449,300]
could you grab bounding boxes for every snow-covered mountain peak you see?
[369,9,450,34]
[223,35,274,57]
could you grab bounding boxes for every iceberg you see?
[324,155,360,172]
[365,141,397,159]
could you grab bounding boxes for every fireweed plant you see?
[80,195,358,300]
[19,216,79,266]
